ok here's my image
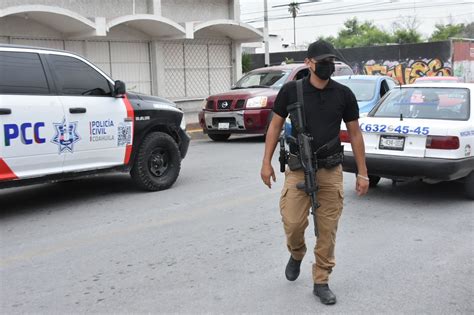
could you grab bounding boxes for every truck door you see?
[45,54,132,173]
[0,50,65,181]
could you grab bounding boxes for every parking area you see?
[1,137,473,313]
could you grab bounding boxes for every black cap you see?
[307,40,337,61]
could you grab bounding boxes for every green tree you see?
[393,29,422,44]
[392,17,422,44]
[329,18,394,48]
[430,23,465,41]
[316,35,337,46]
[288,2,300,48]
[242,53,252,73]
[460,22,474,38]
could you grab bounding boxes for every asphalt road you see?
[1,135,473,314]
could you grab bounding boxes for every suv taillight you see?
[426,136,459,150]
[340,130,350,143]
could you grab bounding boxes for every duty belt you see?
[287,149,344,171]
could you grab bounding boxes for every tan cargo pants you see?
[279,165,344,284]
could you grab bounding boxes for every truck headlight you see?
[246,96,268,108]
[180,115,186,130]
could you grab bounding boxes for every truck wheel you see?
[208,134,230,141]
[464,172,474,200]
[369,175,381,188]
[131,132,181,191]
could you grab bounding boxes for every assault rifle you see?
[286,79,320,237]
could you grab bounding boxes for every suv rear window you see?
[0,51,50,95]
[372,87,470,120]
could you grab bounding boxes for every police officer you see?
[260,40,369,305]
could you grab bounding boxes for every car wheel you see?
[208,134,230,141]
[464,171,474,200]
[369,175,381,188]
[130,132,181,191]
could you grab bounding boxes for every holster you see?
[287,153,303,171]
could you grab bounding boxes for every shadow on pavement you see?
[0,174,141,218]
[360,177,470,203]
[196,134,265,143]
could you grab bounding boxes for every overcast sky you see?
[239,0,474,46]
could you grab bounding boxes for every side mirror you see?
[113,80,126,97]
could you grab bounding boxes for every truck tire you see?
[369,175,381,187]
[465,171,474,200]
[208,134,230,141]
[131,132,181,191]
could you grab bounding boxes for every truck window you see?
[48,54,112,96]
[0,51,50,95]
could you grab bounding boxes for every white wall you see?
[0,16,62,38]
[161,0,230,22]
[0,0,149,18]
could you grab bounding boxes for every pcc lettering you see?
[4,123,45,146]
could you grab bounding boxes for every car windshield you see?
[233,70,291,89]
[372,87,470,120]
[334,78,376,102]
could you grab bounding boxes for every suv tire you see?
[464,171,474,200]
[208,134,230,141]
[131,132,181,191]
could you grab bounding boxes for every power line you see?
[242,1,473,23]
[269,12,474,32]
[240,0,473,16]
[241,0,382,17]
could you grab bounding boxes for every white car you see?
[341,83,474,199]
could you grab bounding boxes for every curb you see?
[186,122,201,132]
[185,122,206,140]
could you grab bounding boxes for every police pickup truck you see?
[0,45,190,191]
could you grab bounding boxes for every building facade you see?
[0,0,262,109]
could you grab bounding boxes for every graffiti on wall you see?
[360,58,452,84]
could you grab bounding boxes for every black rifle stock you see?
[287,102,320,237]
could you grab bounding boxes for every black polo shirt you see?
[273,77,359,157]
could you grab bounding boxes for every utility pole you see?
[264,0,270,66]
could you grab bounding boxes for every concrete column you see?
[95,17,107,36]
[148,0,162,15]
[232,40,242,84]
[185,22,194,39]
[230,0,240,21]
[150,40,166,96]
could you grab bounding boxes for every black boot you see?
[285,256,302,281]
[313,284,337,305]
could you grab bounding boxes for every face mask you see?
[313,61,335,80]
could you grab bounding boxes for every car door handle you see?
[69,107,87,114]
[0,108,12,115]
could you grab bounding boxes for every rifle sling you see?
[296,79,306,129]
